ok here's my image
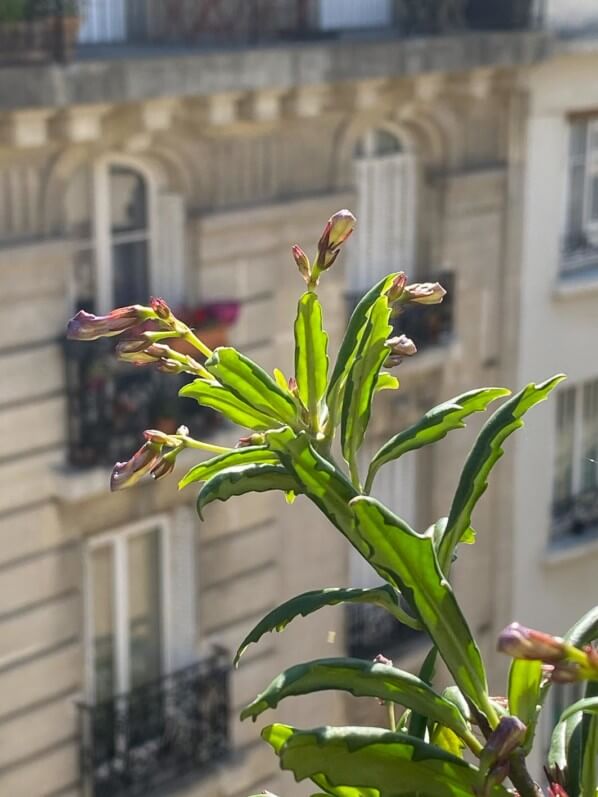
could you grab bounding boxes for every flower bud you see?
[236,433,267,448]
[386,272,407,303]
[384,335,417,368]
[116,341,172,366]
[497,622,566,663]
[150,455,176,481]
[548,784,570,797]
[66,306,148,341]
[480,716,526,771]
[316,209,356,271]
[156,358,185,374]
[144,429,176,446]
[401,282,446,306]
[292,245,311,282]
[177,425,190,437]
[110,442,161,491]
[373,654,393,667]
[151,297,174,322]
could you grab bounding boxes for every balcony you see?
[0,0,545,65]
[346,603,425,659]
[78,652,230,797]
[64,337,223,468]
[551,487,598,539]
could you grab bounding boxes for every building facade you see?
[0,2,551,795]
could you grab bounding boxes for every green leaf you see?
[431,725,466,759]
[294,292,329,425]
[376,372,399,392]
[558,698,598,725]
[366,388,509,493]
[508,659,543,751]
[196,463,299,519]
[350,497,490,714]
[581,714,598,797]
[437,376,565,572]
[341,296,393,466]
[234,585,418,668]
[567,606,598,648]
[327,273,399,429]
[180,379,281,430]
[205,347,298,427]
[408,647,438,738]
[262,724,509,797]
[242,658,473,742]
[178,447,278,489]
[548,707,583,791]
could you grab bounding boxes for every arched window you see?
[348,127,417,292]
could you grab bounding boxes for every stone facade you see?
[0,16,554,797]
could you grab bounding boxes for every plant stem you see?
[181,436,232,455]
[463,730,483,757]
[509,753,543,797]
[387,703,396,732]
[183,330,213,359]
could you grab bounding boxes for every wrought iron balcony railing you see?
[346,603,426,660]
[346,270,456,354]
[78,652,230,797]
[551,487,598,540]
[64,337,224,468]
[0,0,545,66]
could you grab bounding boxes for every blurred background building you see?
[0,1,595,795]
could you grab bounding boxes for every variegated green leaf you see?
[242,658,474,744]
[365,388,510,493]
[294,292,329,427]
[376,372,399,392]
[262,724,509,797]
[341,296,393,469]
[508,658,543,751]
[567,606,598,648]
[582,712,598,797]
[408,646,438,739]
[205,347,298,427]
[327,273,399,430]
[180,379,281,430]
[350,498,490,714]
[196,463,299,519]
[234,585,418,667]
[437,376,565,572]
[179,447,278,489]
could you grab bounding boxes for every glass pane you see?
[91,545,115,704]
[373,129,402,157]
[127,529,162,690]
[590,175,598,222]
[112,240,150,307]
[66,166,92,239]
[554,388,576,504]
[570,120,587,159]
[109,167,147,234]
[567,163,585,241]
[582,380,598,491]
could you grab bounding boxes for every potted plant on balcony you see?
[170,301,240,357]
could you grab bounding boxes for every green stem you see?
[348,451,361,492]
[180,436,232,455]
[479,694,501,731]
[508,753,543,797]
[387,703,396,732]
[183,330,213,359]
[463,730,483,758]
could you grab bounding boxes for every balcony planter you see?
[170,301,240,358]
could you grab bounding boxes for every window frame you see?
[83,515,173,704]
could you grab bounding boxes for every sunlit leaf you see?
[294,292,329,425]
[178,447,278,489]
[196,463,299,519]
[376,372,399,392]
[180,379,281,430]
[508,658,543,751]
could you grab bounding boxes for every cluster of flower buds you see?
[110,427,188,491]
[478,716,527,796]
[115,337,201,375]
[291,209,356,289]
[384,334,417,368]
[498,622,598,683]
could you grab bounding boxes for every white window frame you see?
[554,380,598,504]
[84,515,172,703]
[91,155,159,314]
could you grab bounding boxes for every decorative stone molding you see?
[204,92,242,127]
[140,99,178,132]
[241,90,284,124]
[51,104,110,143]
[287,86,328,119]
[1,110,53,148]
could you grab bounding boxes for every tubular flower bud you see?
[386,272,408,303]
[116,341,171,366]
[316,209,356,271]
[66,306,149,341]
[292,245,311,282]
[110,442,161,491]
[236,433,267,448]
[384,334,417,367]
[480,716,526,771]
[150,455,176,481]
[151,297,174,322]
[373,654,393,667]
[401,281,446,306]
[497,623,567,663]
[144,429,178,447]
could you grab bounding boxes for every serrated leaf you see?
[341,296,393,466]
[508,659,543,751]
[242,658,472,742]
[262,724,509,797]
[205,347,298,427]
[350,497,489,713]
[196,463,299,519]
[366,388,509,492]
[376,372,399,392]
[294,292,329,424]
[180,379,281,430]
[178,447,278,489]
[437,376,566,572]
[567,606,598,648]
[327,273,399,430]
[234,585,417,667]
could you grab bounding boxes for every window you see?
[319,0,392,30]
[563,117,598,275]
[78,0,127,44]
[347,128,417,293]
[552,379,598,538]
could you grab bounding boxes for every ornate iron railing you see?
[346,603,425,659]
[64,337,223,468]
[78,652,230,797]
[0,0,545,65]
[551,487,598,539]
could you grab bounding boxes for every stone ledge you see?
[0,31,550,113]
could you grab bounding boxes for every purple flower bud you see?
[550,662,581,684]
[401,282,446,306]
[151,297,173,321]
[373,654,393,667]
[115,340,171,366]
[144,429,175,446]
[150,456,176,481]
[480,716,526,771]
[236,433,267,448]
[317,209,356,271]
[497,622,566,663]
[156,358,185,374]
[110,442,161,491]
[386,335,417,357]
[292,244,311,282]
[386,272,408,303]
[66,306,147,341]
